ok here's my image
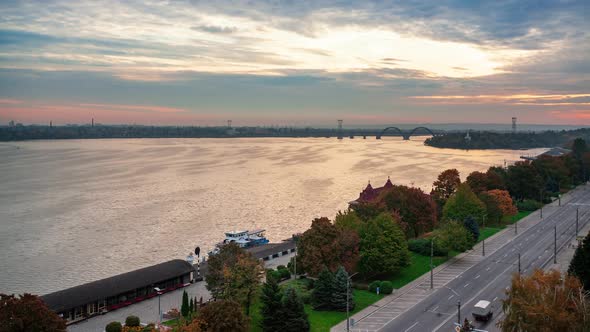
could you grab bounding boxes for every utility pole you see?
[518,253,521,275]
[554,225,557,264]
[540,206,543,219]
[576,208,580,236]
[483,215,486,229]
[457,301,461,325]
[430,239,434,289]
[482,238,485,256]
[559,194,561,207]
[515,219,518,235]
[346,272,359,332]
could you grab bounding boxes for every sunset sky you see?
[0,0,588,126]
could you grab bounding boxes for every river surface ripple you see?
[0,138,546,295]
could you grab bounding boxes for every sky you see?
[0,0,588,126]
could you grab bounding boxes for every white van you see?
[472,300,493,321]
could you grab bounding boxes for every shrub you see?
[300,292,312,304]
[516,199,543,211]
[369,280,381,293]
[106,322,123,332]
[380,281,394,294]
[277,265,287,271]
[266,269,281,281]
[279,268,291,280]
[125,315,140,327]
[408,238,448,256]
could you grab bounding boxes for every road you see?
[379,185,590,332]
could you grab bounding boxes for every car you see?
[472,300,493,321]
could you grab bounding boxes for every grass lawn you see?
[479,227,502,241]
[162,318,179,327]
[505,210,532,224]
[388,252,450,289]
[249,279,383,332]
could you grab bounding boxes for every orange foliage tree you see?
[487,189,517,218]
[499,269,590,332]
[297,217,359,276]
[0,293,66,332]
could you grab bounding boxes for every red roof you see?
[352,179,394,204]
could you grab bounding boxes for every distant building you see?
[9,120,14,127]
[520,147,571,161]
[349,178,394,205]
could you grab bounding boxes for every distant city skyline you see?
[0,1,588,125]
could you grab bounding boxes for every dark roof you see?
[42,259,194,312]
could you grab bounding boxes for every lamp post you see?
[346,272,359,332]
[154,287,162,323]
[430,238,434,289]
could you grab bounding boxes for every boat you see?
[208,229,269,256]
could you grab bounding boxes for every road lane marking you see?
[493,296,498,302]
[448,295,454,300]
[486,267,491,271]
[432,305,439,312]
[464,283,470,288]
[475,275,480,279]
[404,321,418,332]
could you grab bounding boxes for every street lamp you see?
[346,272,359,332]
[154,287,162,323]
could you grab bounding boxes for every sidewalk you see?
[331,185,586,332]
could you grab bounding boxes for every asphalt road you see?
[381,186,590,332]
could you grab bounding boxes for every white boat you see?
[207,229,269,256]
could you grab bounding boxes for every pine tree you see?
[312,268,335,310]
[181,290,189,318]
[259,274,284,332]
[282,287,310,332]
[331,266,354,311]
[189,297,194,314]
[463,216,480,242]
[568,230,590,290]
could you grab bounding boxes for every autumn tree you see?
[205,243,263,315]
[381,185,438,238]
[569,230,590,290]
[297,217,359,276]
[442,183,486,224]
[499,269,590,332]
[281,287,310,332]
[506,161,543,201]
[486,189,517,219]
[358,213,410,277]
[199,300,249,332]
[478,192,503,224]
[0,293,66,332]
[259,274,284,331]
[431,169,461,206]
[466,171,489,194]
[334,210,363,233]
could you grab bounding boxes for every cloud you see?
[191,25,237,34]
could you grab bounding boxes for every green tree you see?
[282,287,310,332]
[181,290,189,318]
[189,297,194,315]
[0,293,67,332]
[125,315,140,327]
[334,210,363,233]
[312,268,335,310]
[105,322,122,332]
[358,213,410,277]
[433,220,475,253]
[442,183,486,224]
[199,300,249,332]
[205,243,263,315]
[506,161,544,200]
[568,230,590,290]
[331,266,354,311]
[259,274,284,332]
[463,216,480,242]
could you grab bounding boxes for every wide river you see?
[0,138,545,295]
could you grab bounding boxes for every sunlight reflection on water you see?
[0,138,546,294]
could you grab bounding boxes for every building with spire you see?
[349,177,394,205]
